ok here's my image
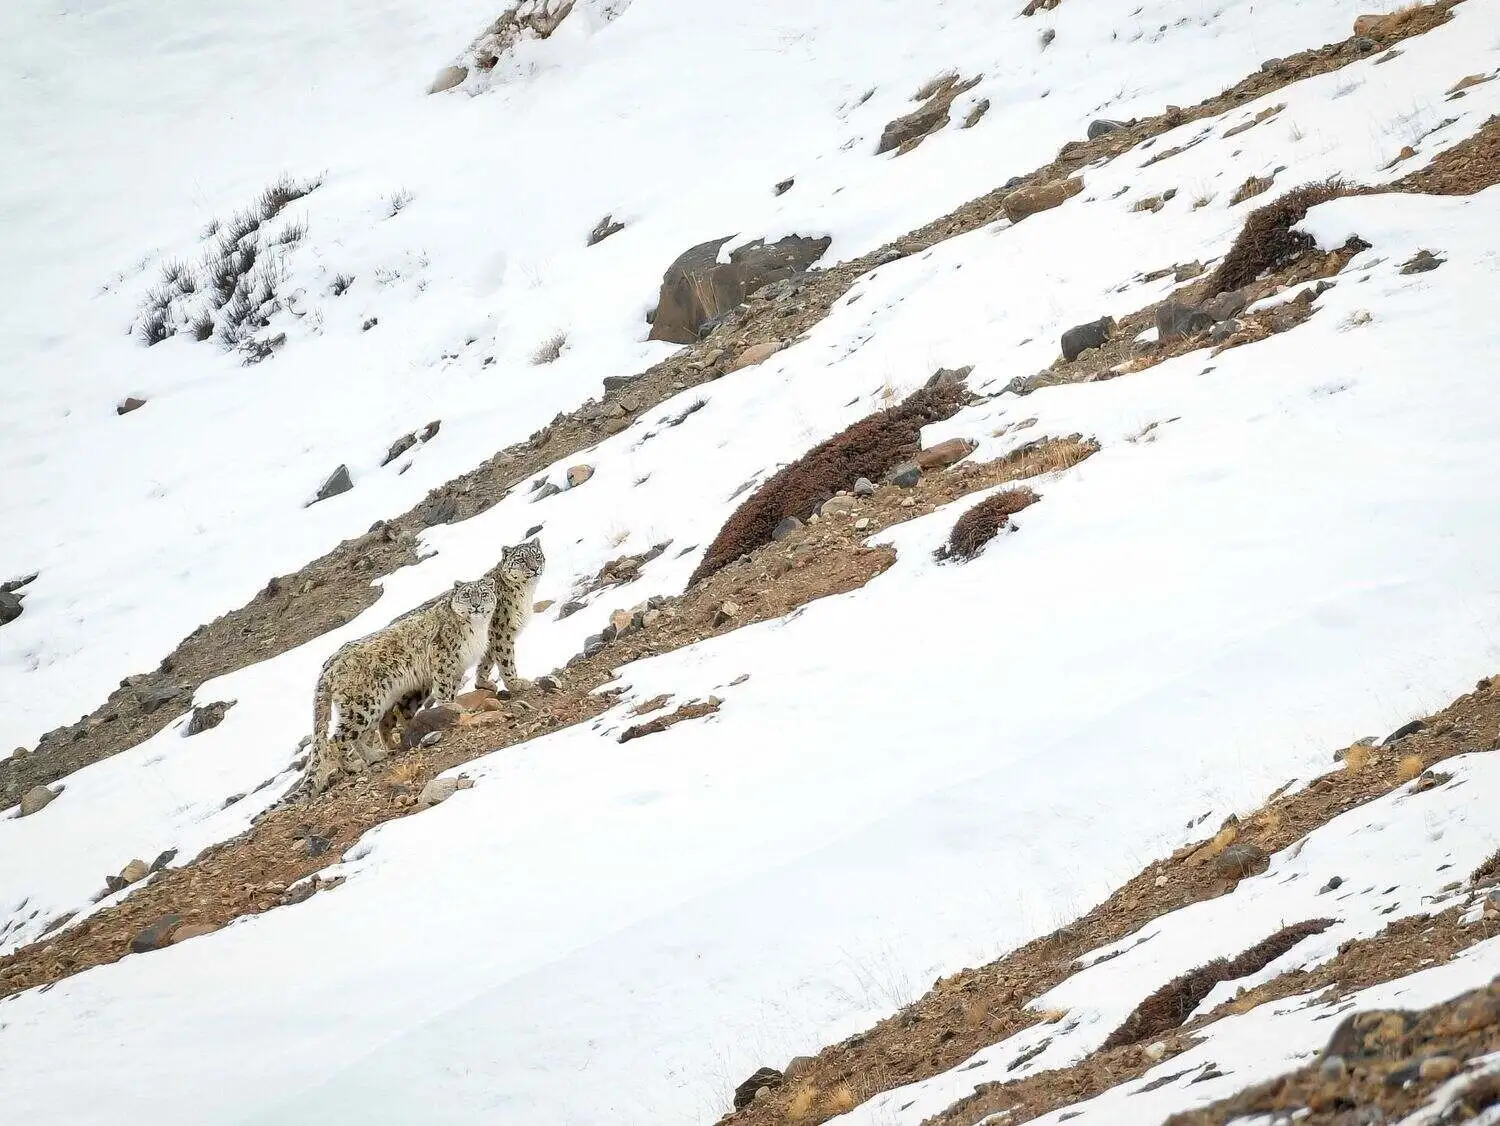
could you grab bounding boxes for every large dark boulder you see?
[647,234,830,344]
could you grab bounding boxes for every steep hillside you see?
[3,1,1500,1124]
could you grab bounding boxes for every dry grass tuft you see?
[1397,753,1425,781]
[688,378,966,586]
[938,488,1039,561]
[386,188,414,218]
[1472,847,1500,886]
[1101,919,1334,1049]
[823,1085,857,1115]
[1201,179,1355,295]
[386,758,422,786]
[1229,174,1275,205]
[1344,742,1375,773]
[786,1086,819,1121]
[531,331,567,365]
[914,70,960,101]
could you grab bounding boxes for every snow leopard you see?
[474,536,546,695]
[297,578,497,798]
[380,537,547,743]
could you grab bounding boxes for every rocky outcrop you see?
[647,235,830,344]
[876,74,981,155]
[1002,176,1083,222]
[437,0,629,92]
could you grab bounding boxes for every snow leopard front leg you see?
[427,654,469,711]
[477,628,532,696]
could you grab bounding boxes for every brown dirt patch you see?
[1391,113,1500,195]
[1017,237,1365,396]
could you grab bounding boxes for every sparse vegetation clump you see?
[1202,179,1354,294]
[132,173,322,358]
[1100,919,1334,1050]
[937,487,1038,562]
[531,331,567,365]
[386,188,414,217]
[688,378,966,586]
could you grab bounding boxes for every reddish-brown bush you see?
[688,380,965,586]
[1202,179,1353,295]
[1101,918,1334,1050]
[937,488,1038,562]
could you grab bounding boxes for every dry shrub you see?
[531,331,567,365]
[823,1085,857,1114]
[1471,847,1500,886]
[1201,179,1354,295]
[786,1086,818,1121]
[1343,742,1374,773]
[1100,919,1334,1049]
[1397,753,1424,781]
[688,379,965,585]
[1229,174,1274,205]
[938,488,1038,562]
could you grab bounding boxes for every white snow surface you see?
[4,0,1500,1124]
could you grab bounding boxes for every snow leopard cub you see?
[301,578,497,797]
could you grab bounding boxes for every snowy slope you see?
[4,1,1500,1125]
[2,0,1384,748]
[835,749,1500,1126]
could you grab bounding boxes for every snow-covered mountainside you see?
[2,1,1499,1123]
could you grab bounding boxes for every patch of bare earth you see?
[2,1,1457,808]
[1168,974,1500,1126]
[0,435,1094,1000]
[716,674,1500,1126]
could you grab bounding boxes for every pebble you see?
[1144,1042,1167,1062]
[854,518,871,531]
[853,477,876,497]
[887,462,921,488]
[1320,1055,1348,1082]
[419,776,475,808]
[1419,1056,1459,1082]
[130,915,184,954]
[170,922,220,945]
[18,785,57,817]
